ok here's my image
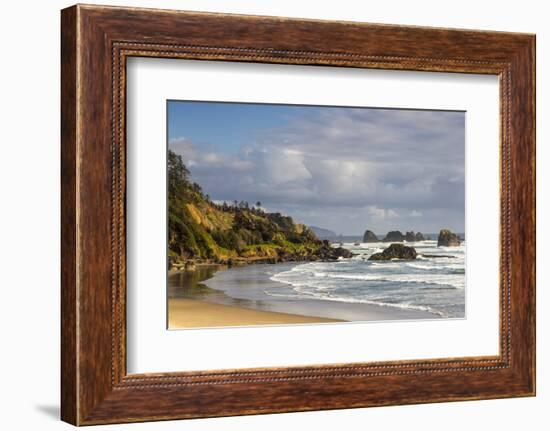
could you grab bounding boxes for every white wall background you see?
[0,0,546,429]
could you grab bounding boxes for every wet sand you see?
[168,263,438,329]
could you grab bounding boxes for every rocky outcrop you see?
[383,231,405,242]
[315,240,354,260]
[415,232,425,241]
[437,229,461,247]
[267,240,353,262]
[368,243,417,261]
[405,231,425,242]
[363,230,379,242]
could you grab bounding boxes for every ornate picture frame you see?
[61,4,535,425]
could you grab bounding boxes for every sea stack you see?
[437,229,461,246]
[405,231,425,242]
[369,243,417,261]
[405,231,416,242]
[415,232,425,241]
[316,240,354,260]
[383,230,405,242]
[363,230,379,242]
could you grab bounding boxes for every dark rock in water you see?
[437,229,461,246]
[369,243,417,261]
[363,230,379,242]
[332,247,354,259]
[383,230,405,242]
[405,231,425,242]
[405,231,416,242]
[271,239,353,262]
[316,240,354,261]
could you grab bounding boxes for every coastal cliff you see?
[168,150,351,270]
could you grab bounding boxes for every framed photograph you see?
[61,4,535,425]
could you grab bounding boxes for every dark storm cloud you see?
[169,107,465,235]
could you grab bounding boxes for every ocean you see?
[172,240,467,322]
[269,240,465,318]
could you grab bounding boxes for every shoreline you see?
[168,241,354,274]
[168,263,345,329]
[168,260,441,328]
[168,258,281,276]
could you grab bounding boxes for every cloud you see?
[367,205,399,220]
[169,106,465,234]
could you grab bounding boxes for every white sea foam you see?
[268,242,466,318]
[264,285,446,316]
[273,270,464,289]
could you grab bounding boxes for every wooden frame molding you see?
[61,4,535,425]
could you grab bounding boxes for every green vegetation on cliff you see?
[168,150,351,269]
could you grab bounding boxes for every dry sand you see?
[168,298,341,329]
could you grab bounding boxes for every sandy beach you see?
[167,261,441,329]
[169,298,340,329]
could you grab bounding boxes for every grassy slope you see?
[168,150,326,269]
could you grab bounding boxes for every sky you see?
[168,100,465,236]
